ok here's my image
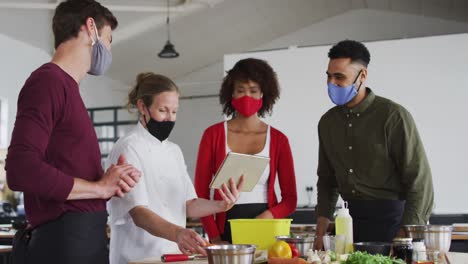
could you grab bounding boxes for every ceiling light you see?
[158,0,179,58]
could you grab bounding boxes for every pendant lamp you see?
[158,0,179,58]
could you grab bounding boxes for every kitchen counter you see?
[443,252,468,263]
[129,252,468,264]
[452,223,468,240]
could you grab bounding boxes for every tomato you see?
[288,243,300,258]
[268,241,292,258]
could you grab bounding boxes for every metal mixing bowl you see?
[205,244,256,264]
[424,225,453,253]
[275,235,314,257]
[403,225,453,253]
[403,225,426,240]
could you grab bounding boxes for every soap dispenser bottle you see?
[335,201,354,254]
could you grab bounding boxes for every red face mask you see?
[231,96,263,117]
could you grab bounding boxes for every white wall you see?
[0,34,51,149]
[172,9,468,211]
[80,76,131,108]
[171,97,224,177]
[170,62,225,176]
[0,33,132,148]
[224,33,468,215]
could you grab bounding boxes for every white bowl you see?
[424,225,453,253]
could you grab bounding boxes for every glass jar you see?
[393,237,413,264]
[412,239,427,262]
[412,249,441,264]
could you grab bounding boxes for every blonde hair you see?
[127,72,179,111]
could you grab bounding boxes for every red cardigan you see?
[194,122,297,239]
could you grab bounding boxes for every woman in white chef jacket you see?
[106,72,244,264]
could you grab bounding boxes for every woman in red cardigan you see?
[194,58,297,243]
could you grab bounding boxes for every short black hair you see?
[220,58,280,118]
[328,40,371,67]
[53,0,118,49]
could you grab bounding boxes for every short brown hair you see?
[52,0,118,49]
[220,58,280,118]
[127,73,179,111]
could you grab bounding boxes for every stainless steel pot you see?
[403,225,426,240]
[275,235,314,257]
[205,244,256,264]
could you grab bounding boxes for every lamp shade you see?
[158,40,179,58]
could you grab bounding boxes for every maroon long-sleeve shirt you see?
[6,63,106,227]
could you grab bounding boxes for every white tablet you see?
[209,152,270,192]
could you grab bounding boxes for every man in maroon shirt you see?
[5,0,141,263]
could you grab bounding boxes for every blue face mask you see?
[88,26,112,76]
[328,70,362,106]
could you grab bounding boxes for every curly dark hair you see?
[220,58,280,118]
[53,0,118,49]
[328,40,371,67]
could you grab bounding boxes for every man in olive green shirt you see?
[315,40,434,248]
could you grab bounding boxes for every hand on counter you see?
[175,228,208,256]
[313,235,324,250]
[313,216,330,250]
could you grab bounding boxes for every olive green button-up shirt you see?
[316,88,434,225]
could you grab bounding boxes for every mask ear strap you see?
[92,26,100,45]
[356,82,363,93]
[93,26,100,40]
[143,106,151,124]
[89,20,99,45]
[354,70,363,92]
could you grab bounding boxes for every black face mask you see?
[144,113,175,142]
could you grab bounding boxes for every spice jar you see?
[393,237,413,264]
[412,238,427,262]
